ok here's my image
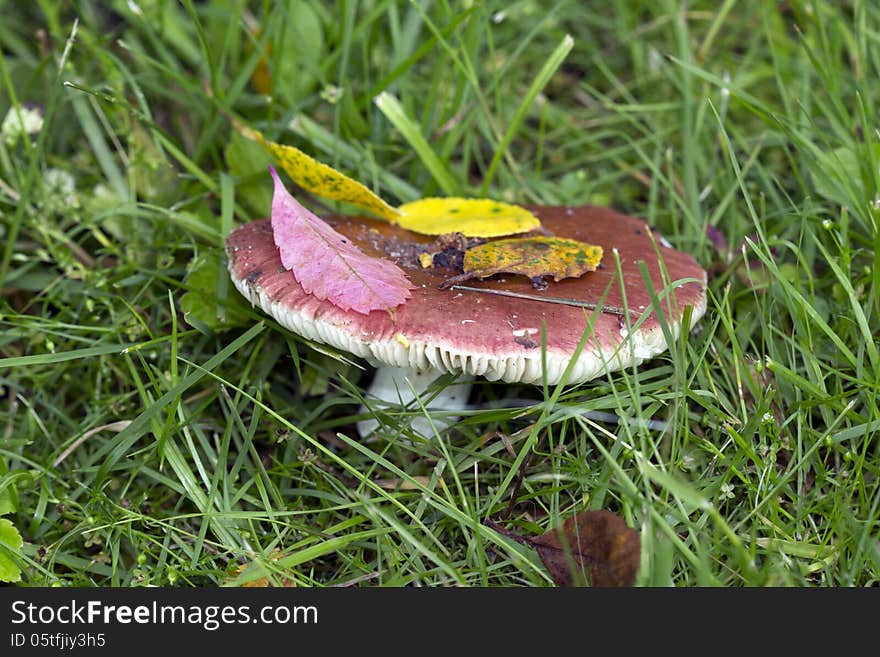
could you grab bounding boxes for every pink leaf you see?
[269,167,413,315]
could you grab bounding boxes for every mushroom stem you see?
[357,366,474,438]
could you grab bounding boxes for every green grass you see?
[1,0,878,587]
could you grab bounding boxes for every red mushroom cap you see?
[226,205,707,385]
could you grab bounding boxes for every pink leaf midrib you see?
[269,167,412,314]
[294,216,405,299]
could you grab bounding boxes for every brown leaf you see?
[487,510,641,587]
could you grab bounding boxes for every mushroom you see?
[226,205,707,437]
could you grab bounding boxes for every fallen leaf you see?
[487,510,641,587]
[396,197,541,237]
[441,236,603,289]
[240,124,399,221]
[270,167,413,315]
[232,119,545,238]
[533,511,641,586]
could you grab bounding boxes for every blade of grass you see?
[374,91,459,196]
[480,33,574,195]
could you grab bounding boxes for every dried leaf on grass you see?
[270,167,413,315]
[486,510,640,587]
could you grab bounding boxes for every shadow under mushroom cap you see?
[225,204,708,386]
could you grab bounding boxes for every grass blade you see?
[480,34,574,194]
[374,91,459,196]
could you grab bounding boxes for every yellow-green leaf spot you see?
[396,198,541,237]
[239,127,399,221]
[463,237,604,282]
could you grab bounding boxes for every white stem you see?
[356,366,474,438]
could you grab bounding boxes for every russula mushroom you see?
[226,205,707,437]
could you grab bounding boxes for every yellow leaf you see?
[397,198,541,237]
[462,236,603,282]
[230,120,545,236]
[236,125,399,221]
